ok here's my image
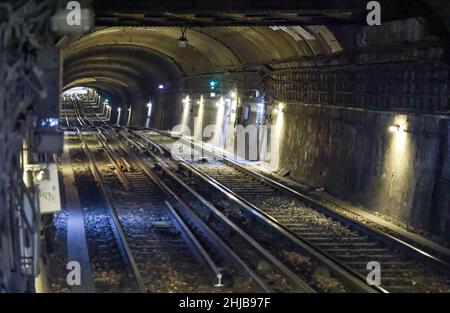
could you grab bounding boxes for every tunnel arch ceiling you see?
[62,26,340,123]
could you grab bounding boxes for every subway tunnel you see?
[2,0,450,295]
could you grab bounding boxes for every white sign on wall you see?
[35,163,61,214]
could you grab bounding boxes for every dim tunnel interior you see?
[60,17,450,232]
[2,0,450,294]
[61,26,340,125]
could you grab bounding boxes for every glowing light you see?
[389,125,400,133]
[127,107,132,127]
[182,95,191,107]
[230,90,237,98]
[178,37,188,47]
[181,95,191,126]
[194,95,204,140]
[215,97,225,107]
[270,102,286,169]
[63,87,88,95]
[212,97,226,146]
[374,114,411,212]
[210,92,216,97]
[273,102,285,114]
[389,121,406,133]
[106,105,112,120]
[116,107,122,126]
[146,102,152,117]
[158,84,164,89]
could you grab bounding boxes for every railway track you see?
[67,133,136,292]
[79,132,238,292]
[73,106,263,292]
[131,129,450,293]
[64,96,450,293]
[86,126,316,292]
[64,98,323,293]
[115,129,375,293]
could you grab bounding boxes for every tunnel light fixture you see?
[274,102,285,114]
[389,121,407,133]
[116,107,122,126]
[178,36,188,48]
[178,26,188,48]
[127,107,132,127]
[389,125,400,133]
[182,95,190,108]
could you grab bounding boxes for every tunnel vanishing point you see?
[1,0,450,293]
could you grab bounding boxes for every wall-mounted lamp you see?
[389,121,407,133]
[389,125,400,132]
[273,102,285,114]
[116,107,122,126]
[182,95,190,108]
[178,26,188,48]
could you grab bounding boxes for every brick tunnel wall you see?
[279,104,447,230]
[150,27,450,233]
[267,44,450,231]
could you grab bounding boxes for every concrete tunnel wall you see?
[61,18,450,232]
[279,104,448,230]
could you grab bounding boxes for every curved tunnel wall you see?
[61,20,450,233]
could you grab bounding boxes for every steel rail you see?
[100,128,276,293]
[78,110,275,292]
[130,130,380,293]
[152,129,450,277]
[112,131,317,293]
[76,128,147,293]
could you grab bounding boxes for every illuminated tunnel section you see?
[62,26,340,126]
[60,20,450,233]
